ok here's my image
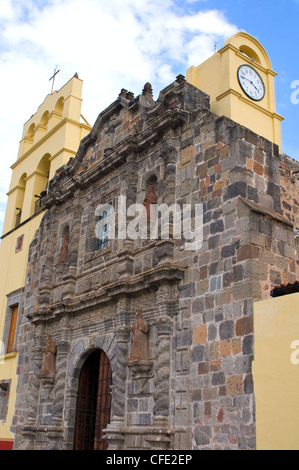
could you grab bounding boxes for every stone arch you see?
[65,332,128,449]
[145,173,158,191]
[73,348,113,450]
[141,172,159,204]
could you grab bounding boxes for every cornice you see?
[216,88,284,121]
[28,262,186,324]
[11,117,91,170]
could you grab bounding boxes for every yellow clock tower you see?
[186,32,283,151]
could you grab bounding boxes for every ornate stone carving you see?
[100,269,111,286]
[128,310,153,389]
[77,276,92,294]
[39,335,56,376]
[129,309,149,362]
[153,316,172,423]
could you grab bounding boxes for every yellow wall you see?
[186,32,283,151]
[0,74,91,443]
[253,292,299,450]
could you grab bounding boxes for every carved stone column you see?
[53,336,69,421]
[111,324,130,420]
[37,213,57,308]
[116,155,138,276]
[160,143,177,205]
[105,317,130,450]
[153,315,172,426]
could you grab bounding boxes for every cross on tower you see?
[49,66,60,94]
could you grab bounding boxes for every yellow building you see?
[186,31,284,151]
[253,287,299,450]
[0,74,91,449]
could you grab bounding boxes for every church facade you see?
[11,68,299,450]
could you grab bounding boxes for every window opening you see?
[6,305,18,353]
[97,209,111,250]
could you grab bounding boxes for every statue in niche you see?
[142,185,157,221]
[129,309,149,362]
[40,335,56,375]
[58,228,69,265]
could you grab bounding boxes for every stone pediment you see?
[43,76,209,208]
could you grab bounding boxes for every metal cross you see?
[49,66,60,94]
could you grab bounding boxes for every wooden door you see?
[74,349,112,450]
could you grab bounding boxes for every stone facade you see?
[12,76,298,450]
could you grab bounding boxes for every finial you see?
[142,82,153,97]
[176,74,185,84]
[119,88,128,97]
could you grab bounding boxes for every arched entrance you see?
[74,349,112,450]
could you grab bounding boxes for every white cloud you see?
[0,0,238,234]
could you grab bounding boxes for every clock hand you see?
[240,76,259,92]
[240,75,251,82]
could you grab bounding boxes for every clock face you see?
[237,65,265,101]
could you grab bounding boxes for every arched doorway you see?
[74,349,112,450]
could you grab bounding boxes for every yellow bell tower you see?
[0,74,91,449]
[186,32,284,151]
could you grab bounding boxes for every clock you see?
[237,64,265,101]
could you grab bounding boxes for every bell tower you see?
[186,32,283,151]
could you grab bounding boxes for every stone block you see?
[212,372,226,386]
[226,375,244,396]
[242,335,253,355]
[237,245,259,262]
[235,315,253,336]
[194,425,211,446]
[244,259,268,281]
[224,181,247,201]
[193,324,207,345]
[232,279,261,301]
[219,320,234,340]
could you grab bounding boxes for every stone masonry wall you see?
[279,153,299,280]
[175,112,296,449]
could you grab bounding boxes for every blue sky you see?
[0,0,298,236]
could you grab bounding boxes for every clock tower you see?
[186,32,283,151]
